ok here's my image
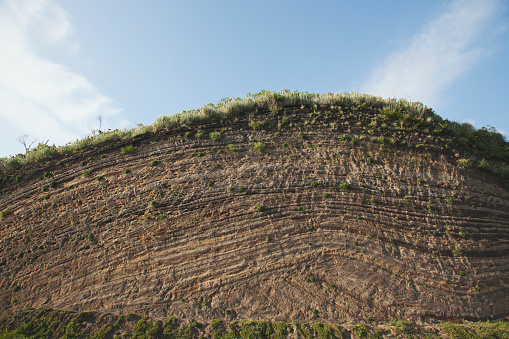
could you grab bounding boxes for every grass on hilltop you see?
[0,89,507,180]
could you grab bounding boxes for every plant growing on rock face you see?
[0,210,11,220]
[305,276,315,283]
[387,319,415,333]
[121,145,134,155]
[445,197,453,204]
[310,181,318,188]
[195,130,204,139]
[228,144,241,151]
[255,204,265,212]
[82,169,92,177]
[457,158,472,168]
[298,132,306,139]
[151,160,159,166]
[249,119,264,130]
[87,233,94,242]
[149,200,157,208]
[210,319,222,329]
[210,132,221,141]
[339,182,350,190]
[253,142,266,152]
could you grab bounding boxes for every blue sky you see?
[0,0,508,157]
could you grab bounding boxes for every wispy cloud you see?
[362,0,499,107]
[0,0,122,156]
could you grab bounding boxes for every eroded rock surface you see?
[1,106,508,327]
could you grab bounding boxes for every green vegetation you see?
[305,276,315,283]
[310,181,318,188]
[38,194,50,202]
[339,182,350,190]
[121,145,134,154]
[0,308,507,338]
[253,142,266,152]
[0,210,10,220]
[442,322,480,339]
[1,90,507,181]
[255,204,265,212]
[387,319,414,334]
[228,144,241,151]
[82,169,92,177]
[210,319,222,329]
[250,119,265,130]
[210,132,221,141]
[151,160,159,166]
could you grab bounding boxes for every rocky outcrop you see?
[1,105,508,328]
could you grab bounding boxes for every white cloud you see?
[0,0,122,156]
[362,0,499,107]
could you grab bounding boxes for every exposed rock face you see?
[1,105,508,326]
